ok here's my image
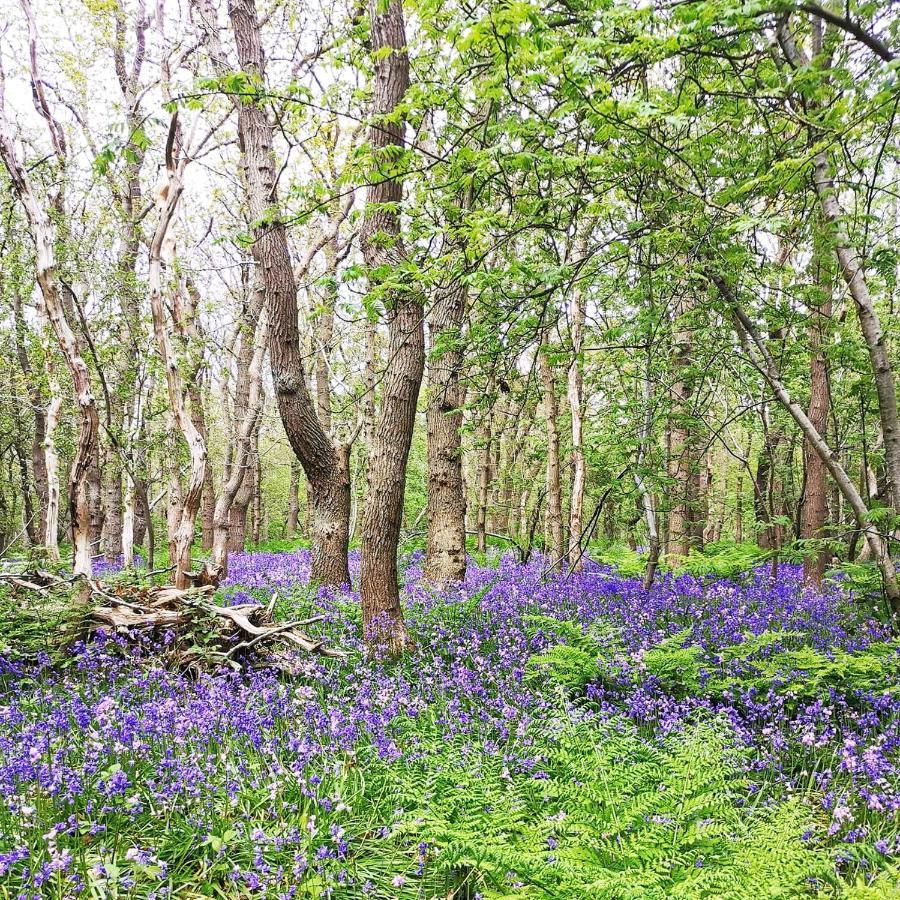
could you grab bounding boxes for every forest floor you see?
[1,549,899,898]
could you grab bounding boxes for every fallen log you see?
[84,583,346,668]
[3,568,346,670]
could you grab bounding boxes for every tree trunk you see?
[227,0,351,585]
[635,353,660,589]
[710,270,900,615]
[811,155,900,514]
[205,274,268,576]
[166,463,183,567]
[567,274,587,571]
[359,0,421,653]
[201,473,216,550]
[776,20,900,516]
[0,105,99,576]
[8,369,38,545]
[539,346,564,565]
[122,473,136,568]
[667,298,697,562]
[424,281,467,584]
[12,292,49,543]
[286,458,301,538]
[475,393,494,554]
[801,247,832,585]
[208,316,268,576]
[735,467,745,543]
[356,319,379,536]
[43,386,63,562]
[252,428,263,545]
[102,448,124,560]
[148,118,207,588]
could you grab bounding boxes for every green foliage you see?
[251,537,311,553]
[525,614,623,694]
[527,641,601,694]
[840,865,900,898]
[530,622,900,705]
[672,542,770,579]
[392,720,833,899]
[835,562,886,601]
[0,579,81,666]
[594,543,647,578]
[641,628,705,695]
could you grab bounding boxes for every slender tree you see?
[226,0,352,585]
[359,0,423,652]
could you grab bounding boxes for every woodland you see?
[0,0,900,896]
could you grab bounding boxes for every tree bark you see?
[475,391,494,555]
[801,248,832,585]
[776,18,900,516]
[148,117,207,588]
[635,353,660,589]
[286,459,301,538]
[12,292,49,543]
[424,281,468,583]
[108,2,151,566]
[567,274,587,571]
[227,0,351,585]
[359,0,422,652]
[754,417,778,550]
[539,345,565,565]
[666,297,697,561]
[810,153,900,513]
[207,316,268,575]
[8,368,37,545]
[252,429,263,545]
[102,456,124,560]
[709,269,900,614]
[43,387,63,562]
[0,96,99,576]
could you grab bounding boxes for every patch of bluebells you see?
[0,550,898,894]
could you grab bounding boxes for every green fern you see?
[386,719,833,899]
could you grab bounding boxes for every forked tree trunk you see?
[218,271,267,562]
[359,0,422,653]
[801,248,832,585]
[424,281,467,584]
[539,346,564,565]
[227,0,351,586]
[101,0,150,563]
[0,100,98,576]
